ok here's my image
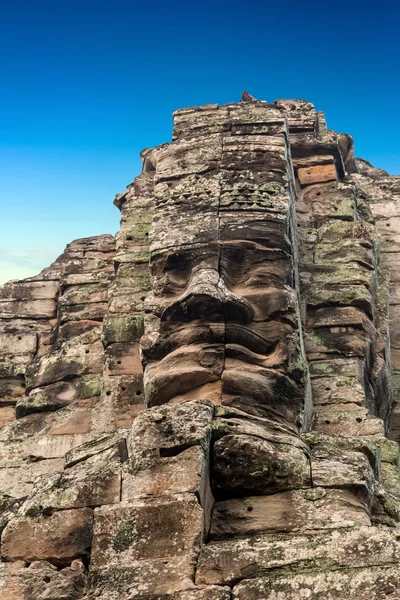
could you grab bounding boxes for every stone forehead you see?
[149,241,288,266]
[149,210,289,254]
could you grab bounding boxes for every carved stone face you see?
[141,231,304,430]
[140,131,306,432]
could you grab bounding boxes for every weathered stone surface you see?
[0,457,64,499]
[88,569,230,600]
[123,445,209,501]
[64,429,128,467]
[1,95,400,599]
[196,526,400,585]
[0,398,95,442]
[0,298,57,319]
[210,488,370,539]
[298,163,337,186]
[25,330,104,390]
[211,433,311,497]
[0,560,87,600]
[89,495,205,597]
[20,445,122,514]
[91,495,204,566]
[104,342,141,376]
[16,374,101,418]
[1,507,93,565]
[127,400,214,470]
[91,374,144,433]
[313,403,385,437]
[232,567,400,599]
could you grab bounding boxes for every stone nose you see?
[161,268,254,324]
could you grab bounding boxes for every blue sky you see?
[1,0,399,283]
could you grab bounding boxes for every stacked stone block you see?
[97,171,154,433]
[0,95,400,599]
[349,172,400,439]
[0,235,115,550]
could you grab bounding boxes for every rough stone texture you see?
[89,495,205,598]
[233,568,400,599]
[0,560,87,600]
[196,526,400,585]
[1,94,400,597]
[1,507,93,565]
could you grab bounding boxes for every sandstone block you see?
[309,357,365,378]
[104,342,142,376]
[90,376,144,433]
[229,103,285,125]
[0,280,59,301]
[304,263,373,288]
[64,434,125,469]
[88,564,230,599]
[58,319,103,341]
[0,298,57,319]
[59,301,109,323]
[232,566,400,599]
[59,282,108,306]
[219,211,288,250]
[309,442,375,496]
[1,507,93,565]
[123,445,210,502]
[119,210,153,246]
[173,104,230,139]
[0,458,64,499]
[314,404,385,437]
[220,137,286,172]
[0,560,86,600]
[25,333,103,390]
[102,315,144,345]
[128,400,213,470]
[314,242,374,271]
[153,134,222,182]
[0,406,16,429]
[91,495,203,567]
[210,488,370,539]
[151,209,219,253]
[16,375,101,418]
[377,436,400,464]
[155,174,221,213]
[196,526,400,586]
[2,398,94,439]
[388,400,400,441]
[21,445,122,514]
[211,433,311,497]
[0,354,34,379]
[298,163,337,186]
[212,406,308,452]
[0,331,37,355]
[311,375,365,406]
[0,432,94,467]
[381,462,400,498]
[0,376,26,400]
[89,495,205,595]
[293,155,335,169]
[307,285,373,320]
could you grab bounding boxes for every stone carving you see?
[1,94,400,598]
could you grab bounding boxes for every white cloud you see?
[0,248,60,285]
[0,261,41,285]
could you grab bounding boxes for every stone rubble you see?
[1,94,400,598]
